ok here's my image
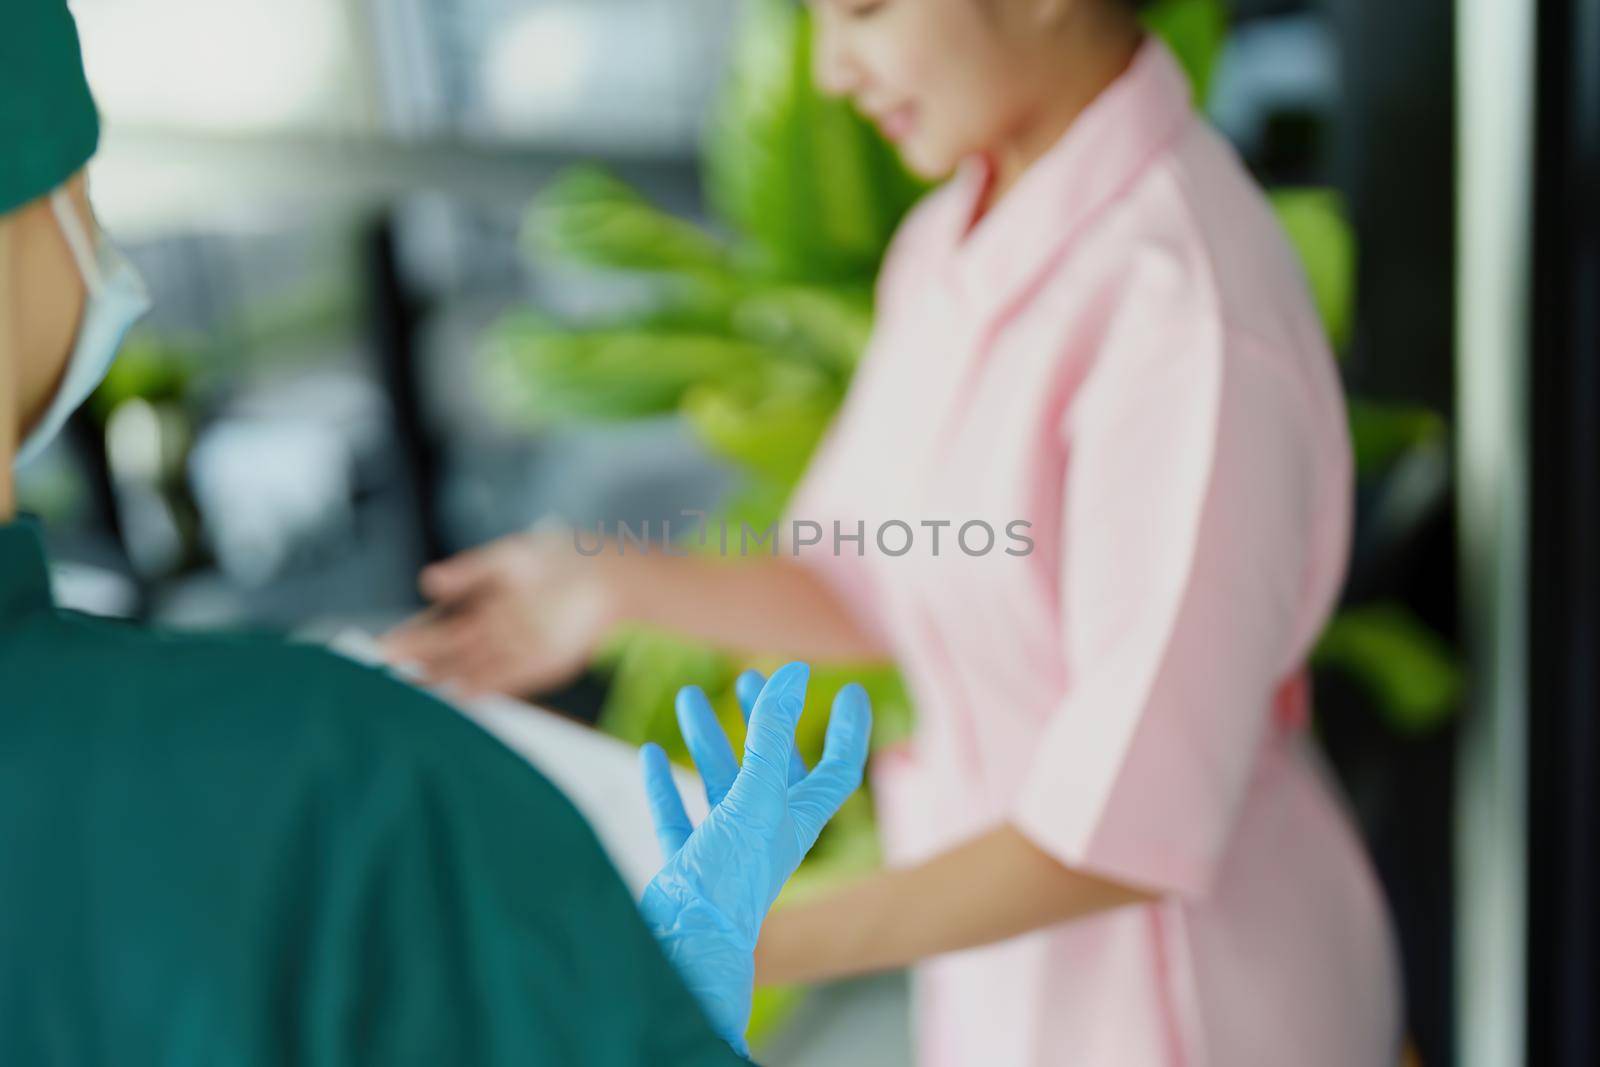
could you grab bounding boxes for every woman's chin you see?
[894,140,957,182]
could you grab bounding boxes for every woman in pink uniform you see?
[387,1,1402,1063]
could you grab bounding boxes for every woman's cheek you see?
[854,10,990,176]
[887,73,968,174]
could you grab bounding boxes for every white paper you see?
[328,631,708,895]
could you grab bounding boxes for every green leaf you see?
[1314,603,1463,735]
[631,275,746,335]
[525,166,730,276]
[482,315,771,423]
[1347,399,1449,480]
[703,0,924,282]
[1143,0,1231,107]
[595,628,733,753]
[1270,187,1357,353]
[90,336,196,418]
[748,985,806,1054]
[730,285,875,375]
[681,378,839,486]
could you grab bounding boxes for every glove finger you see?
[736,669,807,786]
[789,683,872,850]
[734,669,765,718]
[675,685,740,809]
[729,661,808,807]
[639,743,693,861]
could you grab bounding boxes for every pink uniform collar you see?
[942,35,1195,313]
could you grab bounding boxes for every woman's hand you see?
[382,521,891,699]
[381,525,622,698]
[639,663,872,1056]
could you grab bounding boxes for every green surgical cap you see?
[0,0,99,215]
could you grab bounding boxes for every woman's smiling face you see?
[809,0,1103,179]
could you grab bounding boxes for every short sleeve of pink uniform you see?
[1012,247,1330,899]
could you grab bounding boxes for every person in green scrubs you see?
[0,4,863,1063]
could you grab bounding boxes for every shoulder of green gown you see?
[7,606,566,790]
[0,617,752,1065]
[0,603,593,846]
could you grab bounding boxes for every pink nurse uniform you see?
[787,36,1403,1067]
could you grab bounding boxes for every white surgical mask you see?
[16,190,152,468]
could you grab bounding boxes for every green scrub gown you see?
[0,520,745,1066]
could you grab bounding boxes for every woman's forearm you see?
[612,552,890,663]
[755,825,1154,985]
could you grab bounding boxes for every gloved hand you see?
[638,662,872,1057]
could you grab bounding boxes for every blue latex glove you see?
[639,662,872,1057]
